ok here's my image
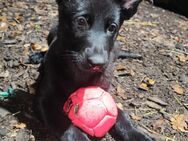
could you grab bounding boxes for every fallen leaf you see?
[31,43,42,51]
[174,37,183,43]
[40,46,49,52]
[171,84,185,95]
[138,82,149,91]
[177,54,188,62]
[170,114,188,132]
[115,64,126,71]
[143,77,155,86]
[13,123,26,129]
[117,35,125,42]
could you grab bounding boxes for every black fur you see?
[33,0,154,140]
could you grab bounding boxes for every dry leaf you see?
[117,35,125,42]
[177,54,188,62]
[170,114,188,132]
[13,123,26,129]
[40,46,49,52]
[171,84,184,95]
[115,64,126,71]
[174,37,183,43]
[143,77,155,86]
[138,82,149,91]
[31,43,42,51]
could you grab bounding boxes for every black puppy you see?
[34,0,154,140]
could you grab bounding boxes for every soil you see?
[0,0,188,141]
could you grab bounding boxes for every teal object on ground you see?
[0,88,15,99]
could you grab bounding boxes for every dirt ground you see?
[0,0,188,141]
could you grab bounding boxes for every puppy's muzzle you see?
[86,48,108,72]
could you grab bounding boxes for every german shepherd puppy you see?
[33,0,154,140]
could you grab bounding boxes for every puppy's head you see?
[56,0,141,73]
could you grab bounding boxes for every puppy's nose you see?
[87,55,107,71]
[88,56,106,66]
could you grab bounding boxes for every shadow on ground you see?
[0,90,55,141]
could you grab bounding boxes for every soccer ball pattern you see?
[63,86,118,137]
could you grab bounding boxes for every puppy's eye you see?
[107,23,117,34]
[76,16,88,27]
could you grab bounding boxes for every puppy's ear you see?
[119,0,142,20]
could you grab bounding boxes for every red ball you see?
[63,86,118,137]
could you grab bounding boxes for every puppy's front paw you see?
[127,129,154,141]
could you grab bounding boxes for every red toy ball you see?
[63,86,118,137]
